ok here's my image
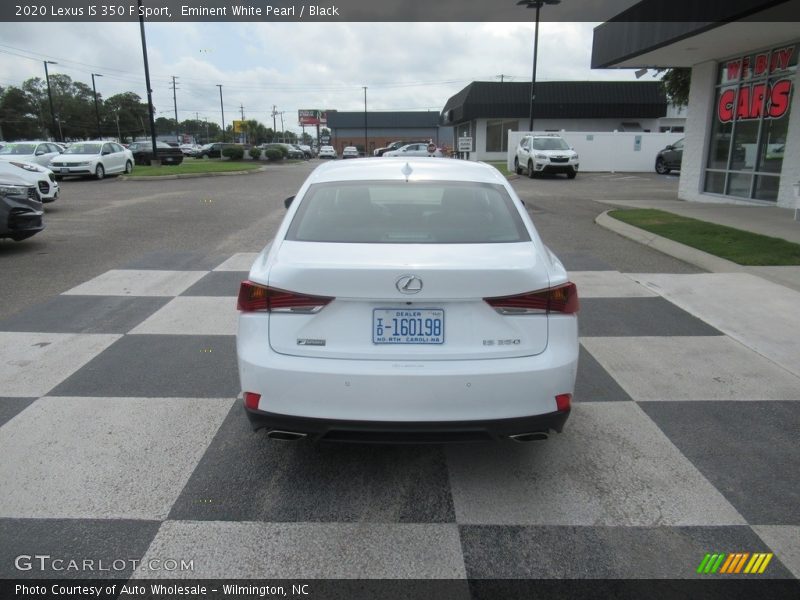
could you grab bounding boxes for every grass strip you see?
[608,208,800,266]
[132,159,263,176]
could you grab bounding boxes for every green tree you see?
[102,92,149,142]
[656,68,691,107]
[0,85,43,139]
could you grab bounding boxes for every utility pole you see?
[171,75,179,144]
[279,112,284,142]
[240,103,245,144]
[363,86,368,157]
[43,61,58,142]
[216,84,225,142]
[271,105,277,140]
[138,0,159,163]
[91,72,103,139]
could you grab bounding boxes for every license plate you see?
[373,308,444,344]
[60,168,69,173]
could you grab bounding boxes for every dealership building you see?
[440,80,684,162]
[326,112,452,156]
[592,0,799,208]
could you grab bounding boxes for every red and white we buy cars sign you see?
[717,45,795,122]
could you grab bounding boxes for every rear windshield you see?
[286,181,530,244]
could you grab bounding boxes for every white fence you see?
[506,131,684,173]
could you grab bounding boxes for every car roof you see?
[306,157,507,185]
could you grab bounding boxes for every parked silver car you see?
[0,141,62,168]
[49,141,134,179]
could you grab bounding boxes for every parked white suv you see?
[515,135,579,179]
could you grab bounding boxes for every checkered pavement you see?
[0,251,798,582]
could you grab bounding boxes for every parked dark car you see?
[655,138,683,174]
[127,141,184,166]
[196,143,238,159]
[1,174,45,241]
[260,143,305,159]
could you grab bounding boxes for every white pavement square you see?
[581,336,800,401]
[213,253,259,272]
[136,521,467,579]
[0,332,120,397]
[569,271,659,298]
[129,297,238,336]
[0,396,233,520]
[446,403,746,526]
[630,273,800,378]
[62,270,207,297]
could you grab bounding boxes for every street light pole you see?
[43,60,58,141]
[137,0,159,164]
[363,86,368,157]
[519,0,561,132]
[91,73,103,139]
[216,84,225,142]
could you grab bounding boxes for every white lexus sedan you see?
[237,158,579,443]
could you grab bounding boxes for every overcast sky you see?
[0,21,644,133]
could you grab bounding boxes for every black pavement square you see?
[0,295,169,334]
[0,398,35,428]
[459,525,795,579]
[181,271,248,297]
[169,404,456,523]
[574,345,633,402]
[0,518,161,578]
[121,250,226,271]
[579,297,723,337]
[49,335,239,398]
[640,401,800,526]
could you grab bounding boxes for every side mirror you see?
[36,150,45,156]
[102,150,111,155]
[665,145,674,150]
[284,196,295,209]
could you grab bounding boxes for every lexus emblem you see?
[396,275,423,294]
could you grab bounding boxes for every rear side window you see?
[286,181,530,244]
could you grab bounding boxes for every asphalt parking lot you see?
[0,163,798,594]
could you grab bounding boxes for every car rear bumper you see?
[237,314,578,426]
[244,406,570,443]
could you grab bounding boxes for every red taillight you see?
[555,393,572,412]
[237,280,334,312]
[243,392,261,410]
[484,282,579,314]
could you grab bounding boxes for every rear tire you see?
[124,161,133,174]
[655,158,670,175]
[514,158,522,175]
[95,164,105,180]
[527,161,536,178]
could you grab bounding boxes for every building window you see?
[704,43,796,202]
[485,119,519,152]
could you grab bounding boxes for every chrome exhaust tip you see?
[266,430,308,441]
[509,432,549,442]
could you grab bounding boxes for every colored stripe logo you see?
[697,552,773,574]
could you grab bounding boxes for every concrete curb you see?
[595,210,747,274]
[121,166,268,181]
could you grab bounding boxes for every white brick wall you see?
[678,61,716,204]
[777,65,800,210]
